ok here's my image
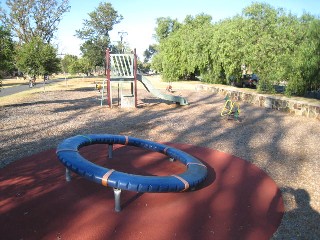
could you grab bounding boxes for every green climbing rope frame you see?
[221,95,240,120]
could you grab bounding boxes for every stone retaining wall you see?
[195,84,320,120]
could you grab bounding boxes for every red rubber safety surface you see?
[0,143,284,240]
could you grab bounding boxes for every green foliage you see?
[78,57,93,75]
[76,2,122,39]
[0,0,70,43]
[80,40,105,67]
[61,54,94,75]
[61,54,78,74]
[0,26,15,77]
[16,37,60,78]
[143,44,157,63]
[153,14,214,82]
[137,60,151,74]
[152,3,320,96]
[150,49,163,74]
[76,2,123,70]
[109,40,131,54]
[154,17,181,42]
[285,17,320,95]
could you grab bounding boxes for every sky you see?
[36,0,320,58]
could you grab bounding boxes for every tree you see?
[143,44,157,63]
[152,14,213,81]
[285,16,320,95]
[0,0,70,43]
[80,40,104,69]
[76,2,123,72]
[0,26,15,77]
[153,17,181,42]
[61,54,78,74]
[78,57,93,76]
[16,36,60,79]
[151,17,180,76]
[151,2,319,97]
[241,3,320,95]
[60,54,93,75]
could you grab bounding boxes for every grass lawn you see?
[0,74,182,107]
[0,76,102,106]
[2,74,318,107]
[1,77,29,89]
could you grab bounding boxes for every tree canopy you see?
[15,36,60,78]
[60,54,93,75]
[0,26,15,77]
[0,0,70,44]
[76,2,122,40]
[60,54,78,74]
[152,3,320,96]
[143,44,157,63]
[76,2,123,71]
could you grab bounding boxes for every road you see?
[0,78,65,97]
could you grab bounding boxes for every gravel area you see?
[1,84,319,239]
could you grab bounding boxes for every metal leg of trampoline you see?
[108,144,113,159]
[113,188,121,212]
[169,157,175,162]
[65,168,71,182]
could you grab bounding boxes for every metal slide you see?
[137,74,188,105]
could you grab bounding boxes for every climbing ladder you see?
[110,54,134,78]
[101,49,137,108]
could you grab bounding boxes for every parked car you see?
[230,74,259,88]
[242,73,259,88]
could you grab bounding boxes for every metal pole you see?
[113,188,122,212]
[118,82,120,106]
[101,78,105,107]
[134,48,138,108]
[65,168,71,182]
[106,48,111,108]
[43,77,46,93]
[118,31,128,53]
[108,144,113,159]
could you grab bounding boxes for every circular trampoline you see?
[56,134,208,211]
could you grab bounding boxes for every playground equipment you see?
[100,49,188,108]
[95,83,102,92]
[56,134,207,212]
[137,74,188,105]
[221,95,240,120]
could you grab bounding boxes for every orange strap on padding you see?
[163,147,169,154]
[172,175,190,192]
[101,169,115,186]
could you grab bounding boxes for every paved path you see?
[0,78,65,97]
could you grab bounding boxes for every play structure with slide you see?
[56,134,208,212]
[100,49,188,108]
